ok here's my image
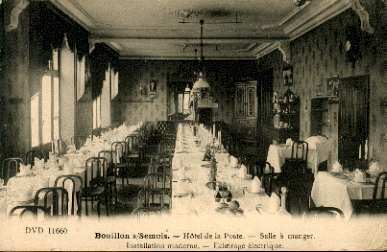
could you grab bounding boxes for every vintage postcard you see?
[0,0,386,251]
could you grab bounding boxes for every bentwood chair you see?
[144,173,172,208]
[357,172,387,214]
[98,150,118,206]
[280,141,311,215]
[125,135,140,159]
[308,207,344,219]
[9,205,48,219]
[1,158,24,185]
[34,187,69,216]
[283,141,309,179]
[369,172,387,213]
[80,157,109,217]
[133,187,171,215]
[54,175,83,216]
[260,162,275,196]
[112,141,130,186]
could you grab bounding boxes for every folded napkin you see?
[353,169,366,182]
[331,161,343,173]
[34,158,45,170]
[285,138,293,146]
[66,144,77,154]
[265,193,281,213]
[19,164,32,176]
[239,164,248,179]
[250,176,262,193]
[230,156,238,168]
[368,161,382,176]
[46,160,59,170]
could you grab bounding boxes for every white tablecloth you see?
[311,171,385,219]
[0,123,143,218]
[171,123,290,218]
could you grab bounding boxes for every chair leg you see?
[77,195,82,217]
[85,198,89,216]
[114,183,118,205]
[105,193,109,216]
[97,200,101,218]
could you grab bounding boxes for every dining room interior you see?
[0,0,386,220]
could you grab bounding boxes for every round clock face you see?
[345,40,352,52]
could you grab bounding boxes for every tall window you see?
[31,49,60,147]
[42,49,60,144]
[30,93,40,147]
[176,89,190,114]
[93,95,101,129]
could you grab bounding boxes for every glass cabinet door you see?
[235,86,245,118]
[247,86,256,117]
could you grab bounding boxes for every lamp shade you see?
[193,77,210,89]
[192,72,210,90]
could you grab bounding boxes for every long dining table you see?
[170,123,290,218]
[0,122,142,217]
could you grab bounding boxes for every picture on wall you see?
[149,79,158,95]
[282,66,293,86]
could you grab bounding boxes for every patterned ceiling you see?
[50,0,352,59]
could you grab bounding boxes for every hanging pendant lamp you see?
[192,20,210,92]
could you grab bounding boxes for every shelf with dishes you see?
[271,89,300,142]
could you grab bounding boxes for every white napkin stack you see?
[368,161,382,176]
[19,164,32,176]
[353,169,366,182]
[66,144,77,154]
[230,156,238,168]
[34,158,45,170]
[265,193,281,213]
[250,176,262,193]
[239,164,248,179]
[285,138,293,146]
[331,161,343,173]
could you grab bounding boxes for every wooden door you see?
[256,69,273,161]
[338,75,369,170]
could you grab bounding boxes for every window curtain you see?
[77,55,86,101]
[111,69,119,100]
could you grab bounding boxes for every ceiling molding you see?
[254,42,281,60]
[255,0,352,60]
[349,0,374,34]
[90,37,288,45]
[283,0,351,40]
[49,0,95,30]
[119,56,257,61]
[5,0,29,32]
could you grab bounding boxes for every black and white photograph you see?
[0,0,386,251]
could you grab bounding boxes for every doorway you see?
[256,69,274,161]
[338,75,369,170]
